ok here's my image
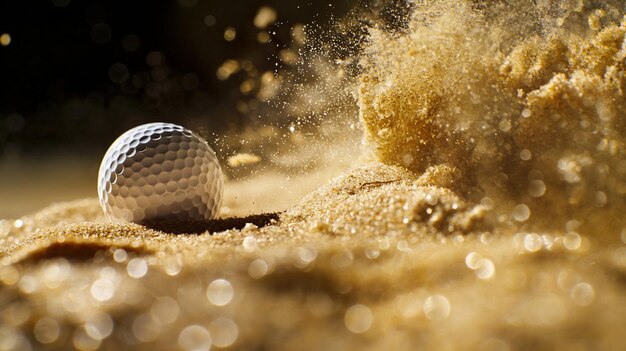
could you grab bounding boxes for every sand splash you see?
[358,0,626,241]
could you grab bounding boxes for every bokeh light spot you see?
[1,33,12,46]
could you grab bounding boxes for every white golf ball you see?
[98,122,223,223]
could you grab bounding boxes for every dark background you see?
[0,0,360,158]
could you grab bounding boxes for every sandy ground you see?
[0,158,97,218]
[1,163,625,351]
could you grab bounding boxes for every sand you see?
[2,162,625,350]
[2,1,626,350]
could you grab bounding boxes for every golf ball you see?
[98,122,223,223]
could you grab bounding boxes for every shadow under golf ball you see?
[138,212,281,234]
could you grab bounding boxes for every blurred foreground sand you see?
[1,163,625,350]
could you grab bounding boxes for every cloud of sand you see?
[356,0,626,240]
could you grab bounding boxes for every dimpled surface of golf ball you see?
[98,122,223,223]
